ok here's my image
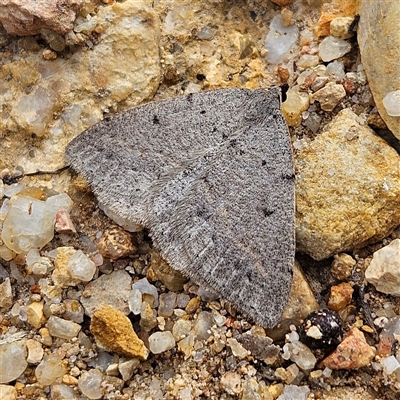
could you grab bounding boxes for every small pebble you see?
[383,90,400,117]
[0,341,27,383]
[50,384,76,399]
[365,239,400,295]
[380,356,400,375]
[26,301,45,329]
[148,331,176,354]
[282,89,310,127]
[0,278,13,310]
[330,17,354,39]
[158,292,177,317]
[176,293,190,308]
[277,384,310,400]
[220,371,242,395]
[46,315,81,339]
[299,309,342,350]
[172,319,192,341]
[80,270,132,317]
[265,15,299,64]
[319,36,352,62]
[132,278,159,307]
[241,378,262,400]
[282,340,317,371]
[97,227,136,260]
[90,305,149,360]
[322,328,375,370]
[227,338,248,359]
[25,339,44,364]
[140,301,158,331]
[331,253,356,280]
[193,311,214,341]
[185,296,201,314]
[118,358,140,381]
[328,282,354,312]
[311,82,346,111]
[54,209,76,233]
[35,353,67,386]
[197,26,214,40]
[78,369,103,399]
[0,384,17,400]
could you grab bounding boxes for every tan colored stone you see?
[149,249,188,291]
[97,227,136,261]
[328,282,354,312]
[0,0,161,173]
[330,17,354,39]
[365,239,400,295]
[358,0,400,140]
[0,0,83,36]
[267,383,283,399]
[318,387,377,400]
[265,261,319,341]
[296,109,400,260]
[0,384,17,400]
[0,278,13,311]
[25,339,44,364]
[315,0,358,37]
[310,82,346,112]
[139,301,157,332]
[185,297,201,315]
[26,301,46,329]
[220,371,241,395]
[80,270,132,317]
[52,246,76,287]
[90,305,149,360]
[281,88,310,127]
[322,328,375,370]
[331,253,356,280]
[39,327,53,347]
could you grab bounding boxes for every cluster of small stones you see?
[1,0,400,399]
[0,181,400,399]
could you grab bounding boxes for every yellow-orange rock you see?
[90,305,149,360]
[328,282,354,312]
[296,109,400,260]
[315,0,357,37]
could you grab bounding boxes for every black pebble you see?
[299,309,342,350]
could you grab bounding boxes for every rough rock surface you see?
[90,305,149,360]
[52,246,95,287]
[328,282,354,312]
[358,0,400,139]
[96,227,136,261]
[0,0,83,36]
[365,239,400,295]
[80,270,132,317]
[296,109,400,260]
[0,0,161,172]
[322,328,375,370]
[310,82,346,111]
[0,384,17,400]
